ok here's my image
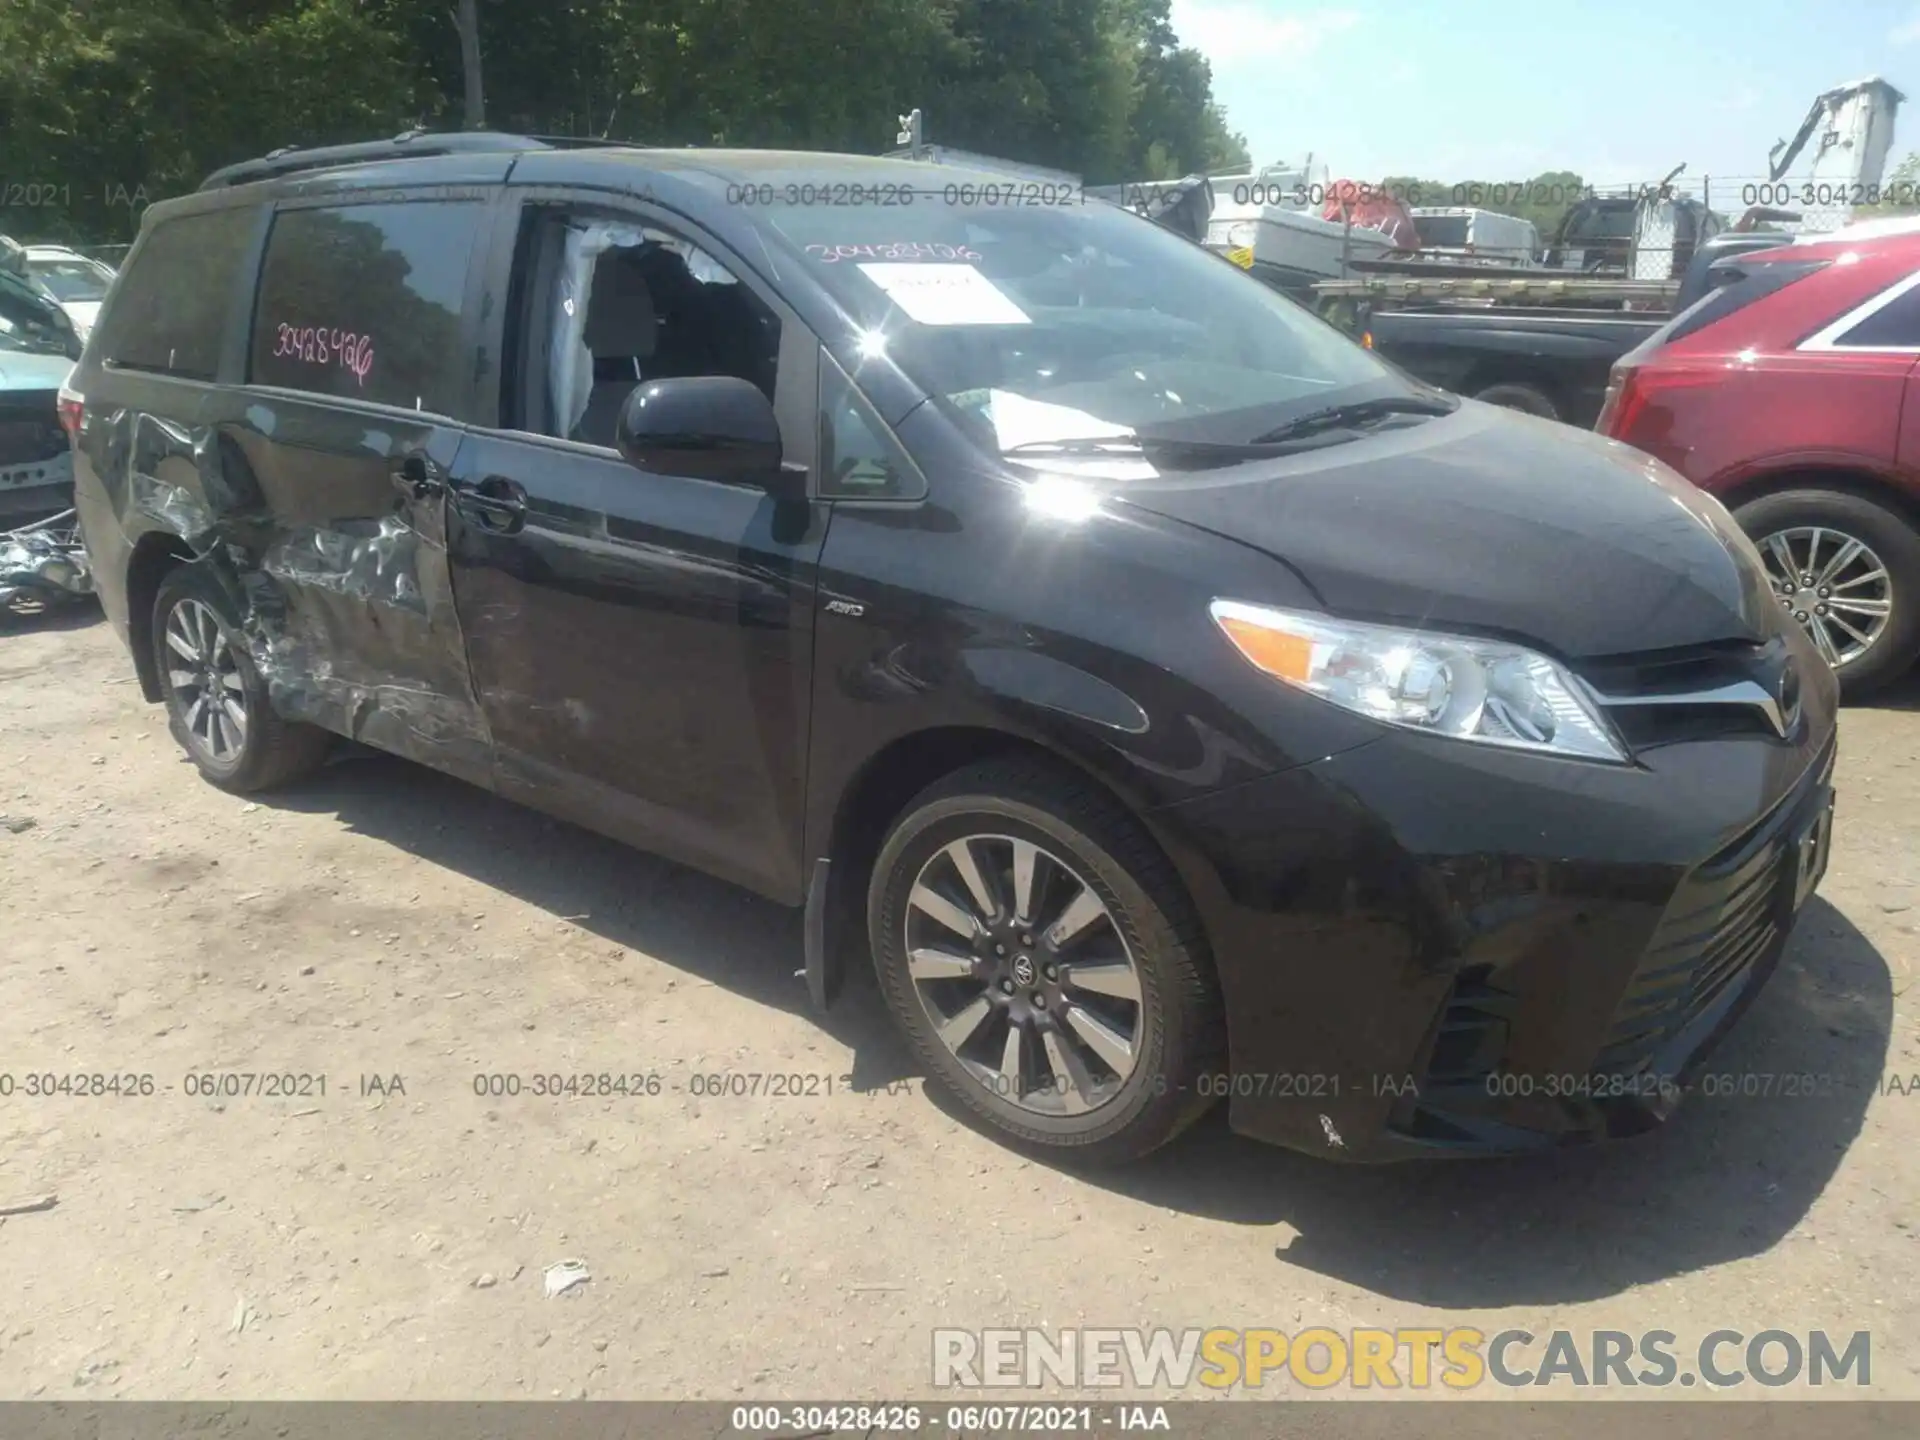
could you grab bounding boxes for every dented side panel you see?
[74,182,501,789]
[213,389,493,787]
[447,429,826,903]
[80,373,493,786]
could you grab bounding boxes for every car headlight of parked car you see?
[1210,599,1629,763]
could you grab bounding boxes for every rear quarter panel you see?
[1632,249,1920,494]
[1624,350,1909,494]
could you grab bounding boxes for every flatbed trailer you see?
[1312,267,1680,311]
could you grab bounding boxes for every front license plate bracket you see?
[1791,792,1834,911]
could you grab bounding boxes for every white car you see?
[22,246,116,339]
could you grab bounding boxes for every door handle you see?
[453,476,528,536]
[392,452,445,500]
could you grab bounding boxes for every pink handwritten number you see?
[271,321,375,388]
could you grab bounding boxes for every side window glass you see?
[95,208,256,380]
[1835,277,1920,349]
[249,201,483,415]
[819,353,925,501]
[544,218,783,448]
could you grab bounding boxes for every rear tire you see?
[868,758,1224,1165]
[151,564,332,793]
[1732,488,1920,699]
[1474,382,1561,421]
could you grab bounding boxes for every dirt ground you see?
[1,603,1916,1403]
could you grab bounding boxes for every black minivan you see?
[67,132,1838,1164]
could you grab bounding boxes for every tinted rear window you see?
[1417,216,1470,247]
[248,201,482,415]
[94,207,257,380]
[1833,278,1920,348]
[1652,258,1830,347]
[1565,206,1636,242]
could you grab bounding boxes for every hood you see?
[1111,401,1776,660]
[0,352,75,393]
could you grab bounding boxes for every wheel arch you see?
[125,531,199,702]
[819,725,1225,1004]
[1715,464,1920,533]
[826,727,1133,912]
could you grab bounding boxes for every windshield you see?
[0,272,77,355]
[736,177,1410,456]
[26,256,112,303]
[1565,205,1636,243]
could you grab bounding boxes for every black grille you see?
[1593,810,1789,1074]
[1424,964,1512,1086]
[1583,638,1801,748]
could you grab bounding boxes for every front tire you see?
[869,758,1224,1164]
[1733,489,1920,698]
[151,564,331,793]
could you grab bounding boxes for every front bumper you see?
[0,451,72,528]
[1151,708,1838,1162]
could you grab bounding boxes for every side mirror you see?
[615,376,783,487]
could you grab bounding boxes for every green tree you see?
[0,0,418,242]
[1112,0,1249,177]
[0,0,1251,240]
[922,0,1135,179]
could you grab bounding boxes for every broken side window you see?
[531,214,780,449]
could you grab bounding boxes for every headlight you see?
[1210,600,1628,763]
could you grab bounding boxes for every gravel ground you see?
[1,605,1915,1402]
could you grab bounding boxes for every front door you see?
[448,196,828,902]
[218,194,496,785]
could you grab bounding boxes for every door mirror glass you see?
[615,376,783,485]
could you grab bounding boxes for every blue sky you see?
[1168,0,1920,191]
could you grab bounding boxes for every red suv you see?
[1598,226,1920,695]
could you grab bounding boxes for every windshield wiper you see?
[1246,395,1456,445]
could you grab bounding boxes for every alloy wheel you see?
[163,597,249,764]
[903,833,1144,1116]
[1757,525,1893,669]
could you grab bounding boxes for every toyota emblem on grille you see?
[1777,659,1803,736]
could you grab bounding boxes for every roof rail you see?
[198,128,562,191]
[516,133,642,151]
